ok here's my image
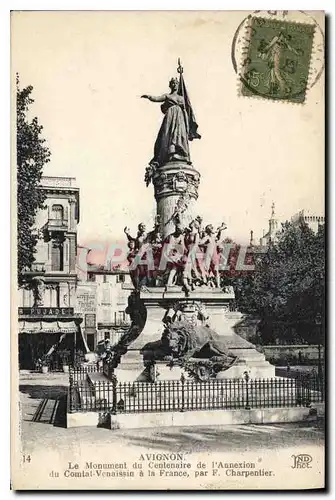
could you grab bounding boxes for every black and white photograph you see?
[11,10,325,490]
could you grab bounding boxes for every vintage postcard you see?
[11,10,325,490]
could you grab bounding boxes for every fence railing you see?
[70,363,103,382]
[68,366,324,414]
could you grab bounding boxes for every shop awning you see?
[19,321,77,334]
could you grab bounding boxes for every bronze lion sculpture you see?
[141,321,238,380]
[141,321,237,366]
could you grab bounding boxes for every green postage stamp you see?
[240,17,315,103]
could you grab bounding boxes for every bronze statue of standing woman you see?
[141,60,201,168]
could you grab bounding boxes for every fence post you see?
[180,373,185,412]
[320,373,324,402]
[306,375,311,407]
[244,371,251,410]
[69,376,75,413]
[111,373,118,415]
[314,371,324,403]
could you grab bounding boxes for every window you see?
[113,311,127,324]
[104,331,110,340]
[51,204,64,220]
[85,313,96,328]
[117,288,128,306]
[116,274,125,283]
[101,287,111,305]
[87,273,96,282]
[102,308,110,323]
[51,241,64,271]
[103,274,107,283]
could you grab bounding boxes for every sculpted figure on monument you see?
[183,218,206,287]
[146,215,162,246]
[141,59,201,169]
[125,239,138,289]
[124,223,147,251]
[124,214,230,292]
[124,223,149,289]
[146,216,163,286]
[164,220,186,288]
[107,292,148,370]
[199,222,227,288]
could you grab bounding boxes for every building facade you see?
[20,176,79,307]
[18,176,86,370]
[291,209,325,233]
[75,281,97,352]
[76,266,132,350]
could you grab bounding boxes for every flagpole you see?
[177,58,183,75]
[177,58,184,96]
[177,58,190,137]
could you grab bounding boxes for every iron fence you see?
[68,367,324,414]
[69,363,103,382]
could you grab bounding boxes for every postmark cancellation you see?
[239,17,316,104]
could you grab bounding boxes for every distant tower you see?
[291,209,325,234]
[268,202,279,241]
[260,202,279,246]
[249,230,254,247]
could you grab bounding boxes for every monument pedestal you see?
[114,287,275,380]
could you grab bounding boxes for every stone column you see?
[59,282,70,307]
[68,234,76,272]
[63,239,69,273]
[68,197,76,232]
[152,162,200,238]
[69,283,76,307]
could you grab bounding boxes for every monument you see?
[106,60,274,382]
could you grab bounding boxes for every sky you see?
[11,10,325,246]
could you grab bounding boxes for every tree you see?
[235,222,325,344]
[17,75,51,286]
[219,238,257,311]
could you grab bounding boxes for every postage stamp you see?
[240,17,316,103]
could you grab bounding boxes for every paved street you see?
[18,371,325,455]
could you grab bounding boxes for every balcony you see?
[31,262,46,273]
[40,176,77,188]
[45,218,69,231]
[97,317,131,328]
[21,261,46,277]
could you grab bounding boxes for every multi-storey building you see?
[21,176,79,306]
[75,280,97,352]
[18,176,86,369]
[76,265,132,351]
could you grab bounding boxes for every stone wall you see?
[261,344,323,364]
